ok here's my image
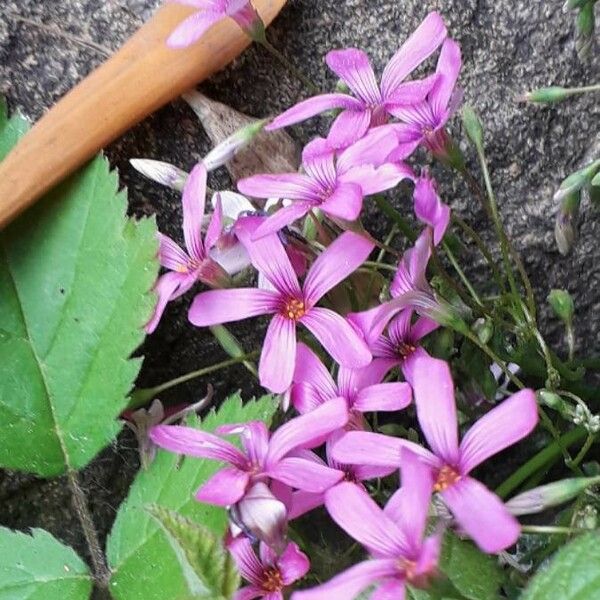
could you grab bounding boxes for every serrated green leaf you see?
[149,505,240,600]
[0,527,92,599]
[107,393,278,600]
[521,532,600,600]
[0,102,159,476]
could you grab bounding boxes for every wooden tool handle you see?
[0,0,286,228]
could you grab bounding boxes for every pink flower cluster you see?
[146,12,540,599]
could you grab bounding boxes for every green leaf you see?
[107,393,278,600]
[149,506,239,600]
[0,527,92,599]
[407,532,502,600]
[521,532,600,600]
[0,101,159,476]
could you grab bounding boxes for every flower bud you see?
[506,476,600,515]
[202,119,268,172]
[461,105,484,150]
[553,160,600,202]
[129,159,188,191]
[554,190,581,255]
[519,86,571,105]
[576,2,595,61]
[229,482,288,554]
[537,389,568,412]
[548,289,575,324]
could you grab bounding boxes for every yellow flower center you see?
[433,465,461,492]
[398,558,418,581]
[262,567,283,592]
[284,298,306,321]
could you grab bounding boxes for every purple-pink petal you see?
[146,271,193,333]
[441,476,521,553]
[370,580,406,600]
[383,73,439,106]
[277,542,311,585]
[413,174,450,245]
[353,382,412,413]
[237,173,320,202]
[341,163,412,196]
[195,466,250,506]
[266,93,363,131]
[204,194,223,251]
[325,48,381,105]
[182,162,208,260]
[293,343,337,400]
[303,231,374,306]
[167,10,223,48]
[259,314,297,393]
[228,535,263,586]
[325,482,410,557]
[157,233,189,271]
[327,108,372,149]
[459,389,538,474]
[430,38,462,118]
[319,182,364,221]
[301,307,372,368]
[188,287,280,326]
[266,457,344,493]
[253,202,312,239]
[149,425,247,466]
[412,354,460,465]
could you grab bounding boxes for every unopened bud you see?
[202,119,268,172]
[554,190,581,255]
[548,289,575,324]
[576,2,595,61]
[507,476,600,515]
[130,159,188,191]
[426,128,466,171]
[229,482,288,554]
[538,389,568,412]
[472,317,493,345]
[520,86,571,105]
[461,106,484,150]
[554,160,600,202]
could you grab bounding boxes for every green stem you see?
[566,433,596,469]
[258,38,320,94]
[210,324,258,376]
[520,525,587,535]
[129,352,260,409]
[363,261,397,272]
[442,240,484,306]
[374,196,417,242]
[496,426,586,498]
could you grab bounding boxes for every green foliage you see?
[521,532,600,600]
[408,532,503,600]
[149,505,240,600]
[0,527,92,599]
[0,100,159,476]
[107,393,278,600]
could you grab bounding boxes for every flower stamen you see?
[262,567,284,592]
[284,298,306,321]
[433,465,461,492]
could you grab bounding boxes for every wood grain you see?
[0,0,286,228]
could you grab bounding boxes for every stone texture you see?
[0,0,599,583]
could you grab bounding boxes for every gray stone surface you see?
[0,0,599,585]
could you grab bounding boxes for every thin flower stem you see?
[566,433,596,470]
[257,38,320,94]
[520,525,590,535]
[363,261,398,273]
[495,426,586,498]
[129,352,260,409]
[441,240,484,306]
[210,324,258,377]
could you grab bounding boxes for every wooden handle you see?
[0,0,286,228]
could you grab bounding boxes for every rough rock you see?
[0,0,599,578]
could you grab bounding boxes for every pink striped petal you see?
[150,425,247,466]
[384,449,435,553]
[157,233,189,271]
[353,464,397,481]
[319,182,364,221]
[390,228,432,297]
[291,382,326,414]
[341,163,411,196]
[259,315,297,393]
[371,580,406,600]
[325,48,381,105]
[459,389,538,474]
[337,125,401,173]
[336,359,395,397]
[204,194,223,251]
[325,483,409,557]
[167,10,223,48]
[331,431,440,469]
[413,174,450,245]
[288,490,324,519]
[301,307,372,368]
[278,542,310,585]
[188,287,280,326]
[266,457,344,493]
[292,559,398,600]
[303,231,374,305]
[293,343,337,398]
[353,382,412,412]
[430,39,462,118]
[412,354,460,465]
[380,12,447,99]
[195,466,250,506]
[233,587,264,600]
[267,397,349,464]
[236,217,303,297]
[327,108,372,149]
[266,93,363,131]
[384,73,439,106]
[411,315,439,341]
[301,137,337,188]
[217,421,270,466]
[252,202,312,239]
[182,162,208,259]
[348,304,397,347]
[228,536,263,586]
[146,271,192,333]
[442,476,521,553]
[237,173,320,202]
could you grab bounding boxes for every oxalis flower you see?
[332,354,539,553]
[266,12,448,148]
[146,163,230,333]
[412,171,451,246]
[293,449,441,599]
[228,536,309,600]
[168,0,264,48]
[238,129,411,239]
[188,217,373,393]
[150,398,348,508]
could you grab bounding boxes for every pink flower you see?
[168,0,264,48]
[291,342,411,416]
[188,220,373,393]
[412,171,451,246]
[390,39,463,160]
[150,398,348,508]
[229,537,310,600]
[146,163,230,333]
[332,354,539,553]
[292,450,441,599]
[266,12,448,149]
[238,129,411,239]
